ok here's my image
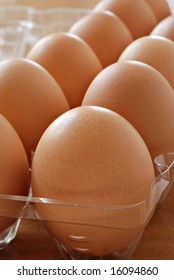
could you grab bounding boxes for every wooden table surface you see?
[0,0,174,260]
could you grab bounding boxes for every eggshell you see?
[31,106,155,256]
[144,0,171,22]
[69,11,133,68]
[118,35,174,90]
[0,57,69,162]
[26,32,103,108]
[151,15,174,41]
[82,61,174,162]
[94,0,157,39]
[0,114,30,231]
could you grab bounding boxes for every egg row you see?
[0,0,174,258]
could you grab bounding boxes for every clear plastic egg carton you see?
[0,5,91,60]
[0,153,174,260]
[167,0,174,13]
[27,7,91,48]
[0,6,31,60]
[0,0,173,61]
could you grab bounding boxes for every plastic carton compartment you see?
[27,7,91,48]
[167,0,174,13]
[0,6,91,59]
[0,0,174,60]
[0,153,174,260]
[0,6,31,59]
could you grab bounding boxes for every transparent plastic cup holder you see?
[0,152,173,259]
[154,152,174,202]
[167,0,174,13]
[0,21,30,60]
[0,5,91,58]
[0,218,21,250]
[27,7,91,47]
[154,152,174,176]
[0,6,32,60]
[0,1,173,59]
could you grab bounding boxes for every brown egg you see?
[151,15,174,41]
[69,11,133,68]
[32,106,155,257]
[82,61,174,162]
[145,0,172,22]
[94,0,157,39]
[0,57,69,162]
[118,35,174,90]
[0,114,30,232]
[26,32,103,109]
